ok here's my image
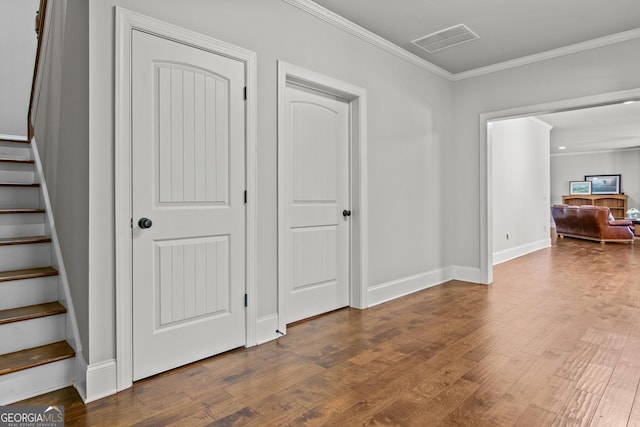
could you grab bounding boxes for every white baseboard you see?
[74,356,88,402]
[493,238,551,265]
[85,359,117,403]
[451,265,484,283]
[256,314,280,344]
[368,268,452,307]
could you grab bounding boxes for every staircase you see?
[0,137,75,404]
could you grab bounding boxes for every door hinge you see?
[130,218,133,229]
[244,190,247,204]
[244,294,248,307]
[243,86,247,101]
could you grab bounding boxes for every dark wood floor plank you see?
[14,236,640,425]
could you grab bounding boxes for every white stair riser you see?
[0,314,66,354]
[0,187,40,209]
[0,275,57,310]
[0,213,45,238]
[0,142,32,161]
[0,243,51,271]
[0,358,75,405]
[0,163,35,184]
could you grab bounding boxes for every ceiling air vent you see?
[412,24,479,53]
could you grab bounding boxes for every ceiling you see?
[537,101,640,155]
[311,0,640,75]
[306,0,640,154]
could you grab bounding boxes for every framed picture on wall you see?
[584,175,621,195]
[569,181,591,195]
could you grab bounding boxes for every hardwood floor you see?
[16,236,640,426]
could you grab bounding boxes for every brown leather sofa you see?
[551,204,635,243]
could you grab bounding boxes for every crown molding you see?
[453,28,640,81]
[281,0,453,81]
[283,0,640,82]
[550,145,640,157]
[527,117,553,131]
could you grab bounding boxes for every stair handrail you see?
[28,0,49,140]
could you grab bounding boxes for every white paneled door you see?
[131,30,246,380]
[284,84,350,323]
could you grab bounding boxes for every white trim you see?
[277,61,369,334]
[280,0,452,81]
[114,7,258,391]
[367,269,450,307]
[451,266,484,284]
[0,133,28,141]
[281,0,640,82]
[551,146,640,157]
[480,88,640,285]
[256,314,280,344]
[527,117,553,131]
[31,136,85,382]
[74,355,87,402]
[493,238,551,265]
[85,360,117,403]
[453,28,640,81]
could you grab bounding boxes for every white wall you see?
[88,0,452,369]
[450,38,640,275]
[492,118,551,264]
[551,148,640,213]
[0,0,39,137]
[33,0,90,362]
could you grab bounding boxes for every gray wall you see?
[88,0,453,365]
[37,0,640,376]
[551,148,640,213]
[0,0,39,137]
[492,118,551,255]
[33,0,89,361]
[450,38,640,270]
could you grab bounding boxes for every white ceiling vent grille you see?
[412,24,479,53]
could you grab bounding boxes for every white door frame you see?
[479,87,640,284]
[277,61,368,333]
[114,7,258,391]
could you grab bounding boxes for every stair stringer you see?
[31,137,86,400]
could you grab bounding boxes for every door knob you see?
[138,218,153,229]
[342,210,351,217]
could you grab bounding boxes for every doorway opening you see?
[481,88,640,283]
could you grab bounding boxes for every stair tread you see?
[0,209,45,214]
[0,138,29,144]
[0,302,66,325]
[0,183,40,187]
[0,341,74,376]
[0,236,51,246]
[0,267,58,282]
[0,159,34,164]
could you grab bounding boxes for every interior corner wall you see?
[491,118,550,264]
[551,148,640,213]
[33,0,90,362]
[0,0,39,137]
[451,38,640,272]
[89,0,453,366]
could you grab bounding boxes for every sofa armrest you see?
[609,219,632,226]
